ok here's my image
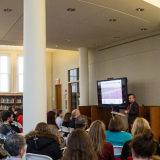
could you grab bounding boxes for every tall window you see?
[0,55,10,92]
[17,56,23,92]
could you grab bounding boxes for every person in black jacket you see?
[62,112,71,127]
[0,111,21,144]
[124,94,139,128]
[69,109,80,128]
[25,122,62,160]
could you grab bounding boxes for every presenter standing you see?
[124,94,139,129]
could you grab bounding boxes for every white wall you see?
[52,50,79,114]
[89,35,160,106]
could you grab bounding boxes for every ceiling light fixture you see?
[4,8,12,12]
[136,8,145,11]
[114,37,120,39]
[141,28,147,31]
[67,8,76,12]
[143,0,160,9]
[109,19,117,22]
[53,45,58,48]
[65,39,70,41]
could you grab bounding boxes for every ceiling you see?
[0,0,160,51]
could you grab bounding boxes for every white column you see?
[79,48,89,106]
[23,0,47,135]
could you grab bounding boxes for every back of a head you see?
[4,134,26,157]
[56,110,62,117]
[132,117,150,137]
[89,120,106,158]
[75,115,87,129]
[63,129,97,160]
[35,122,52,134]
[2,110,12,122]
[63,112,71,122]
[108,115,125,132]
[72,109,80,118]
[130,129,155,159]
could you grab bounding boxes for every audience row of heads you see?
[4,117,156,160]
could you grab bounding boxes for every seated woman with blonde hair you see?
[25,122,62,160]
[121,117,160,158]
[122,129,160,160]
[89,120,114,160]
[106,115,132,157]
[62,129,97,160]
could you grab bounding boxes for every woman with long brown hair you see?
[89,120,114,160]
[62,112,71,127]
[25,122,62,160]
[47,111,65,148]
[62,129,97,160]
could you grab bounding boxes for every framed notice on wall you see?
[65,100,67,110]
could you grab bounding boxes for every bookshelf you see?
[0,94,23,111]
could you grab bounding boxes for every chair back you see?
[68,127,74,133]
[26,153,53,160]
[113,146,123,156]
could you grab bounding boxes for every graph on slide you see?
[101,87,122,99]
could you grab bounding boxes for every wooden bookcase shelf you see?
[0,94,23,111]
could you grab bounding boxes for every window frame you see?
[0,54,11,93]
[17,54,23,93]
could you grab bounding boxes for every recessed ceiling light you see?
[4,8,12,12]
[141,28,147,31]
[53,45,58,48]
[94,43,98,46]
[136,8,145,11]
[114,37,120,39]
[65,39,70,41]
[67,8,76,12]
[109,19,117,22]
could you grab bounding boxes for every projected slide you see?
[101,80,122,104]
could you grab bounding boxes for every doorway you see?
[69,82,80,112]
[56,85,62,110]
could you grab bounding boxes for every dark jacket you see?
[69,118,76,128]
[121,139,160,158]
[62,121,70,128]
[25,131,62,160]
[128,101,139,124]
[0,124,20,144]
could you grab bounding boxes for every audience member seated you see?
[69,109,80,128]
[56,110,63,127]
[62,129,98,160]
[117,129,160,160]
[121,117,160,158]
[17,109,23,132]
[8,106,16,120]
[89,120,114,160]
[106,115,132,158]
[25,122,62,160]
[66,114,87,145]
[62,112,71,127]
[47,111,65,147]
[0,111,21,144]
[4,134,26,160]
[14,108,21,122]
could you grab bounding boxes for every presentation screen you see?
[97,78,128,106]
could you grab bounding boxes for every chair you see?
[26,153,53,160]
[113,146,123,156]
[68,127,74,133]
